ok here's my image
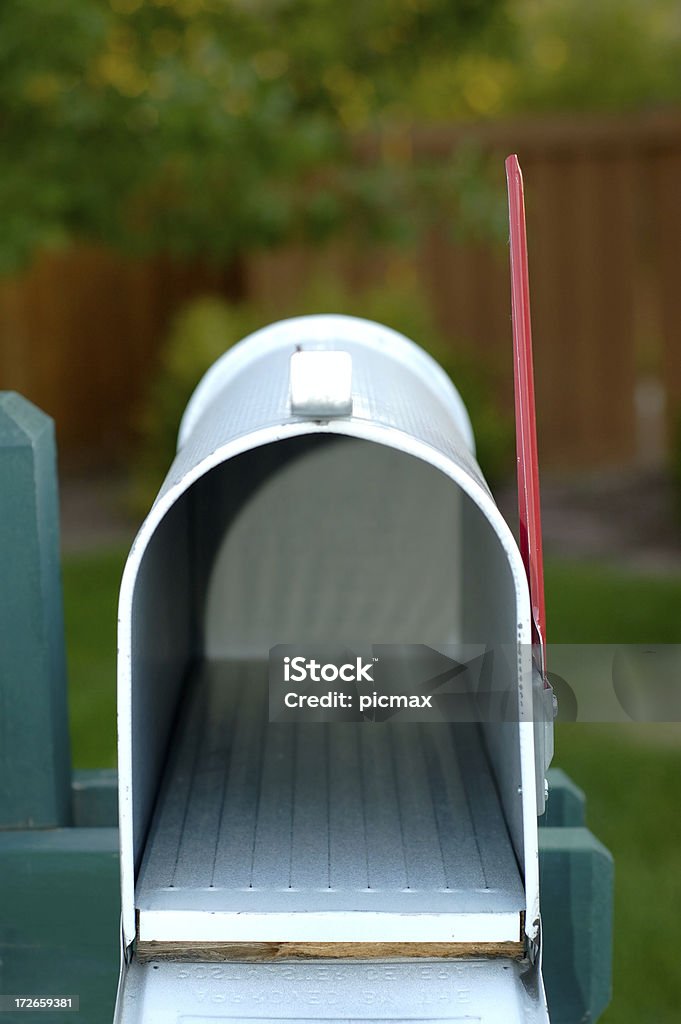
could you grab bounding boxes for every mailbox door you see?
[114,956,550,1023]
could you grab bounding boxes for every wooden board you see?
[136,939,525,964]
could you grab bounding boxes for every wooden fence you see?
[1,110,680,471]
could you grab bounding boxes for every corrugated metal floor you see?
[136,660,524,918]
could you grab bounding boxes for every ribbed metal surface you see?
[136,661,524,924]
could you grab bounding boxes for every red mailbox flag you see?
[505,154,547,672]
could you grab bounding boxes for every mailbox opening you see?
[121,427,535,957]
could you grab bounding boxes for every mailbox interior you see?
[122,434,532,951]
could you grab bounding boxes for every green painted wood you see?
[72,770,118,828]
[0,393,71,828]
[544,768,586,827]
[540,826,614,1024]
[0,828,120,1024]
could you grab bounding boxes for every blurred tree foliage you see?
[2,0,681,272]
[0,0,507,271]
[454,0,681,118]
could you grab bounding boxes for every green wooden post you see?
[540,827,614,1024]
[0,828,120,1023]
[544,768,586,827]
[0,392,71,828]
[541,769,614,1024]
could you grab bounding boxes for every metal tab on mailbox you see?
[290,348,353,417]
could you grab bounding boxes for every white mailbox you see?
[114,305,553,1020]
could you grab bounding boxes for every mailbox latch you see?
[290,348,353,418]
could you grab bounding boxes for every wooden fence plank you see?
[653,151,681,441]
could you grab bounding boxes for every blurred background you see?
[2,2,681,1021]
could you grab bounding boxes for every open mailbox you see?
[114,161,554,1022]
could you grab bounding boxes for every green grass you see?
[546,559,681,643]
[61,550,681,1023]
[62,546,125,769]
